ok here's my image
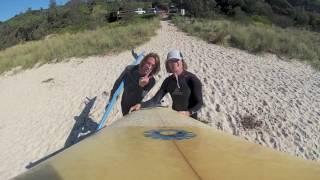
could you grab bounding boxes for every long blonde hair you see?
[139,53,161,75]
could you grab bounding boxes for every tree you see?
[309,12,320,31]
[26,7,32,13]
[69,0,82,8]
[68,0,83,24]
[48,0,58,24]
[49,0,57,9]
[294,7,309,25]
[182,0,217,17]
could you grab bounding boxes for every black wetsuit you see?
[142,71,203,119]
[109,65,155,115]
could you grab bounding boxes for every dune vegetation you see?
[0,16,160,74]
[172,16,320,69]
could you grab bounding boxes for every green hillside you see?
[171,0,320,69]
[1,0,320,71]
[0,0,152,50]
[1,0,320,51]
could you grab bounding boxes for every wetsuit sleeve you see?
[189,76,203,113]
[141,77,156,99]
[108,67,128,102]
[141,78,168,108]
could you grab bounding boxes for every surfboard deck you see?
[13,107,320,180]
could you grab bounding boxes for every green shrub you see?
[0,17,160,74]
[251,15,272,26]
[172,16,320,70]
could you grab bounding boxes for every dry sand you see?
[1,21,319,179]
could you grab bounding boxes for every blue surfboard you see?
[96,51,145,131]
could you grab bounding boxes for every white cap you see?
[166,50,183,61]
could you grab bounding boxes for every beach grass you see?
[0,16,160,74]
[172,16,320,70]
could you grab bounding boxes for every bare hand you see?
[139,76,150,87]
[139,74,150,87]
[129,104,141,113]
[178,111,190,116]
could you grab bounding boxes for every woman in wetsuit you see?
[130,50,203,119]
[108,53,160,115]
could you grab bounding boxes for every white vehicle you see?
[134,8,146,15]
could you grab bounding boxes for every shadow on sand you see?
[26,97,99,169]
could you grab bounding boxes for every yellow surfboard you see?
[13,107,320,180]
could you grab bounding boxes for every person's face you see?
[168,59,183,73]
[141,57,156,75]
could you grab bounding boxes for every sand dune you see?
[0,21,319,179]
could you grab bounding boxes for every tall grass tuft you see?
[0,17,160,74]
[172,16,320,70]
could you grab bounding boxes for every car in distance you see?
[134,8,146,15]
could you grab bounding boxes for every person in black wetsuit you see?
[130,50,203,119]
[108,52,160,115]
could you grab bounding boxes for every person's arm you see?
[143,77,155,91]
[188,76,203,114]
[108,67,128,102]
[141,79,168,108]
[141,77,155,99]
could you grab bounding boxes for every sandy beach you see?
[1,21,319,179]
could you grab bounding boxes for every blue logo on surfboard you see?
[144,129,196,140]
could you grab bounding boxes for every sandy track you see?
[0,21,319,179]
